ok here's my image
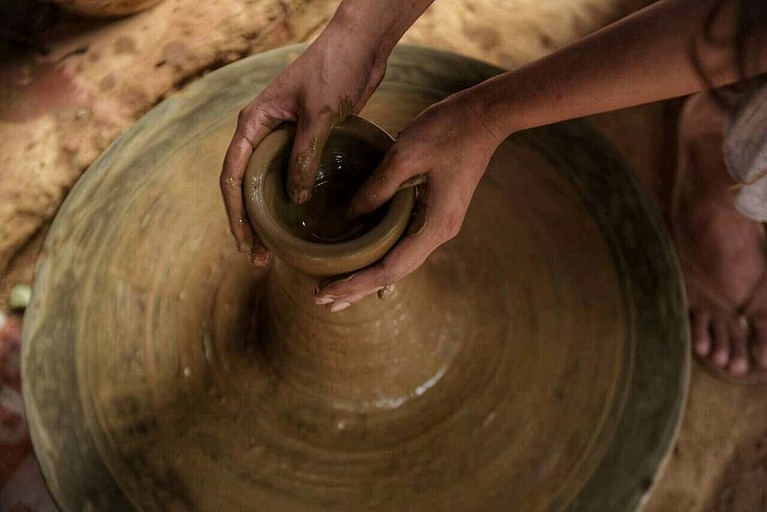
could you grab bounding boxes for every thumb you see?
[287,112,336,204]
[348,146,416,218]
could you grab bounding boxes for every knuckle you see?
[236,104,274,136]
[250,105,273,126]
[387,147,414,176]
[236,107,252,128]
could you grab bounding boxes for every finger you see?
[348,142,419,218]
[221,135,258,249]
[314,272,358,304]
[327,290,379,313]
[318,187,463,299]
[221,106,280,263]
[313,183,427,300]
[287,110,336,204]
[317,235,437,299]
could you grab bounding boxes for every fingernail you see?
[289,186,310,204]
[315,296,334,305]
[329,301,352,313]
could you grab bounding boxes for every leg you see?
[672,91,767,382]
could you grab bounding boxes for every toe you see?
[710,320,731,368]
[750,317,767,369]
[727,319,750,376]
[691,310,712,356]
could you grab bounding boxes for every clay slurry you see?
[286,134,388,243]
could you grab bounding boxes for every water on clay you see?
[279,134,388,243]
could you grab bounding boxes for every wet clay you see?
[294,177,386,242]
[274,131,388,243]
[21,45,689,512]
[246,117,414,277]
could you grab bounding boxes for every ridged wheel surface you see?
[22,45,689,512]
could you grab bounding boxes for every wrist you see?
[454,89,507,150]
[328,3,399,64]
[459,73,540,145]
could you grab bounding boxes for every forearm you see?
[328,0,436,63]
[465,0,767,141]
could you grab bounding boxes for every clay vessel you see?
[241,115,445,408]
[244,116,415,276]
[22,45,689,511]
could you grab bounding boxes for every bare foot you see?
[672,92,767,383]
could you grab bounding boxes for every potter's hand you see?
[220,20,387,265]
[314,94,502,310]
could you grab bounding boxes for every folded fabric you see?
[724,78,767,221]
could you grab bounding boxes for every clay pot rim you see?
[244,116,415,276]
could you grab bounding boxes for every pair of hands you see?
[220,23,500,311]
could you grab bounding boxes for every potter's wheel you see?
[22,45,688,511]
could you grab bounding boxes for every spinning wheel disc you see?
[22,45,688,511]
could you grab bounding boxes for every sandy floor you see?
[1,0,766,510]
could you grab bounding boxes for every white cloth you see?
[724,79,767,221]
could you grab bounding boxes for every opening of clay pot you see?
[244,116,415,276]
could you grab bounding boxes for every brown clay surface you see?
[3,1,767,511]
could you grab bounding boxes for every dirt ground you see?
[1,0,766,510]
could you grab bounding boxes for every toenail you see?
[694,342,709,356]
[730,359,749,376]
[713,352,729,367]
